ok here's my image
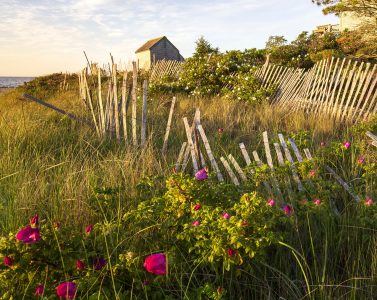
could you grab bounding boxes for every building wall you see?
[340,12,371,31]
[136,50,151,70]
[150,38,184,63]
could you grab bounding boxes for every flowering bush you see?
[149,38,273,104]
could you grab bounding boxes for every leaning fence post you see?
[228,154,247,182]
[112,63,120,141]
[162,97,176,154]
[183,117,199,173]
[121,69,128,143]
[132,61,138,146]
[141,80,148,146]
[175,142,187,172]
[98,71,106,137]
[197,124,224,182]
[239,143,252,166]
[220,157,240,186]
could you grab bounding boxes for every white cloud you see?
[0,0,338,76]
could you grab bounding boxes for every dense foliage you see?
[150,38,274,104]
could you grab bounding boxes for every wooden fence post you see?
[141,80,148,146]
[132,61,138,146]
[162,97,176,154]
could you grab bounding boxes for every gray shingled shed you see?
[135,36,184,70]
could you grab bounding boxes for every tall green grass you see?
[1,82,377,298]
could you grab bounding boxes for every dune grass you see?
[1,82,377,299]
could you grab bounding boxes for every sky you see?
[0,0,338,76]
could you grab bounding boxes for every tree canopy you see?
[312,0,377,20]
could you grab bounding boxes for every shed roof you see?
[135,36,165,53]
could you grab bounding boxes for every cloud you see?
[0,0,338,76]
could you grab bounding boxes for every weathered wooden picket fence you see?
[149,60,182,82]
[77,61,179,151]
[367,131,377,148]
[78,62,149,145]
[176,109,362,209]
[255,58,377,123]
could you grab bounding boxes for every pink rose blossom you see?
[193,203,201,211]
[35,284,44,297]
[227,248,237,257]
[222,212,230,220]
[144,253,166,275]
[313,199,321,206]
[16,226,41,244]
[192,220,200,227]
[267,199,275,206]
[365,198,374,206]
[195,168,208,181]
[283,205,293,216]
[343,141,351,149]
[85,225,93,234]
[76,259,85,270]
[3,256,14,266]
[357,157,365,164]
[56,282,77,299]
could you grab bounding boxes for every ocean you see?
[0,76,34,88]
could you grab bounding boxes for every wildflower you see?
[309,170,316,177]
[193,203,201,211]
[144,253,167,275]
[222,212,230,220]
[126,252,136,260]
[76,259,85,270]
[357,157,365,164]
[16,226,41,244]
[30,214,39,228]
[365,198,373,206]
[320,141,326,147]
[343,141,351,149]
[240,220,249,227]
[267,199,275,206]
[56,282,77,299]
[301,199,308,205]
[93,258,107,270]
[192,220,200,227]
[85,224,93,234]
[283,205,293,216]
[313,199,321,206]
[227,248,237,256]
[35,284,44,297]
[195,167,208,181]
[217,287,223,295]
[218,128,224,134]
[142,280,150,286]
[3,256,14,266]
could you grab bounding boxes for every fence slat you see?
[183,117,199,173]
[220,157,240,186]
[162,97,176,154]
[197,124,224,181]
[228,154,247,182]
